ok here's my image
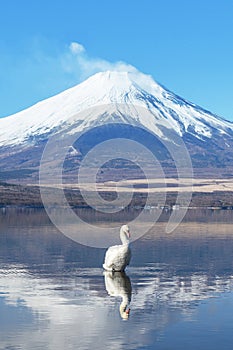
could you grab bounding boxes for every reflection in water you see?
[1,208,233,349]
[1,262,233,350]
[104,271,132,319]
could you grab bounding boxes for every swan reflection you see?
[104,271,132,320]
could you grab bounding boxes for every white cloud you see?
[0,38,143,118]
[69,42,85,55]
[61,41,138,82]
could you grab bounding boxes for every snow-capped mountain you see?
[0,70,233,179]
[1,70,233,147]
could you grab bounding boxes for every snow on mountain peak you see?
[0,69,233,147]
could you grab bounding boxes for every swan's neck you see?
[120,297,130,319]
[121,293,130,305]
[120,232,129,245]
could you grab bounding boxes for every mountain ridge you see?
[0,70,233,147]
[0,69,233,182]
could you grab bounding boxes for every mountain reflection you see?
[1,262,233,349]
[104,271,132,319]
[1,208,233,349]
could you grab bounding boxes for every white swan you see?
[104,271,132,319]
[103,225,131,272]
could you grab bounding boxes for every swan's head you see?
[121,225,130,239]
[120,303,131,320]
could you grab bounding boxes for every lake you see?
[0,208,233,350]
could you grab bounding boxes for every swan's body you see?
[103,225,131,272]
[104,271,132,319]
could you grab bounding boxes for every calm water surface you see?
[1,208,233,350]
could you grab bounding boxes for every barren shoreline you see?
[1,178,233,208]
[62,178,233,193]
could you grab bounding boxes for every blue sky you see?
[0,0,233,120]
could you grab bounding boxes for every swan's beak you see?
[125,308,130,315]
[120,305,131,319]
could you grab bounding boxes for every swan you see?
[104,271,132,319]
[103,225,131,272]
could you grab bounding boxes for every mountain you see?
[1,70,233,182]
